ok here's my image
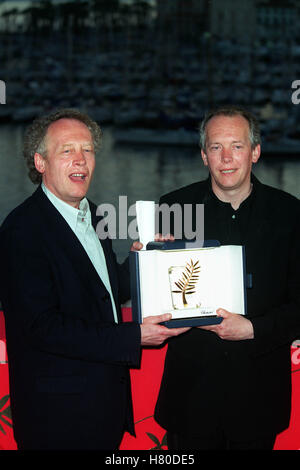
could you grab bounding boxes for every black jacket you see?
[0,186,141,450]
[155,175,300,440]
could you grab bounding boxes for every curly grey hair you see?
[23,108,102,184]
[199,105,261,152]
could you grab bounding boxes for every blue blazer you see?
[0,186,141,450]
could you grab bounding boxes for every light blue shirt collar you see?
[41,183,119,323]
[41,183,91,232]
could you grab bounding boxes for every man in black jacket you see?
[154,105,300,450]
[0,108,188,450]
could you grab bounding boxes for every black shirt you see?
[203,181,255,246]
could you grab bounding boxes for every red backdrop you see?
[0,309,300,451]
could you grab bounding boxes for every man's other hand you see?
[199,308,254,341]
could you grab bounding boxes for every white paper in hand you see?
[135,200,155,249]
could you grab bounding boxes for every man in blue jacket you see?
[0,108,187,450]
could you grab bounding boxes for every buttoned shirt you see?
[204,179,254,246]
[42,183,118,323]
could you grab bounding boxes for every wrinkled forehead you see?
[44,118,93,150]
[47,118,91,138]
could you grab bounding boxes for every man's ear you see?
[251,144,261,163]
[201,149,208,166]
[34,153,45,174]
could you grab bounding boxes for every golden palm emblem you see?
[171,259,200,307]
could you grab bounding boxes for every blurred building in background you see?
[0,0,300,151]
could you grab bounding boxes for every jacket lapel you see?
[90,205,122,321]
[32,187,110,308]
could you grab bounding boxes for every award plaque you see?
[130,240,249,328]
